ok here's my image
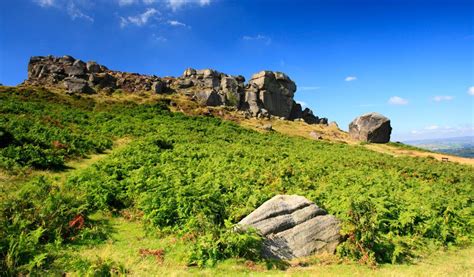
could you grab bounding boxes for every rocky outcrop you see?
[349,112,392,143]
[175,68,245,107]
[23,55,330,124]
[25,55,167,94]
[245,71,296,119]
[238,195,341,260]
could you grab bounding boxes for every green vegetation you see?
[1,87,473,275]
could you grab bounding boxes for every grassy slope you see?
[1,86,473,275]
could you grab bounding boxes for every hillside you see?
[1,86,473,276]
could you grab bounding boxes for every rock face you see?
[246,71,296,119]
[176,68,245,107]
[24,55,331,124]
[349,112,392,143]
[25,55,167,94]
[238,195,341,260]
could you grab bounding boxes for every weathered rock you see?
[65,60,87,76]
[301,108,320,124]
[180,68,245,108]
[176,79,194,89]
[64,77,94,94]
[194,90,222,106]
[86,61,101,73]
[349,112,392,143]
[89,73,117,89]
[152,81,165,94]
[260,124,273,131]
[309,131,323,140]
[328,121,339,129]
[289,102,303,120]
[23,55,331,122]
[248,71,296,119]
[24,55,165,94]
[238,195,340,260]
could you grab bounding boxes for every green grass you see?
[56,215,474,276]
[1,87,473,275]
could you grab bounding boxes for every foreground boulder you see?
[349,112,392,143]
[238,195,340,260]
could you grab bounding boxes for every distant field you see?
[405,137,474,158]
[1,87,473,276]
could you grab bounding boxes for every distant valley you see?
[404,136,474,158]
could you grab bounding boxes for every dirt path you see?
[0,137,132,191]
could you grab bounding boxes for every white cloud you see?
[345,76,357,82]
[34,0,93,22]
[425,125,439,130]
[388,96,408,105]
[468,86,474,96]
[151,34,167,42]
[143,0,157,4]
[120,8,159,27]
[118,0,137,6]
[299,86,321,91]
[242,35,271,45]
[167,0,211,10]
[406,124,474,140]
[433,95,453,102]
[67,2,93,22]
[168,20,186,27]
[35,0,55,7]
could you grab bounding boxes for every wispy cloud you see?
[120,8,159,27]
[151,34,167,42]
[168,20,186,27]
[407,124,474,140]
[468,86,474,96]
[35,0,55,7]
[388,96,408,105]
[242,35,271,45]
[118,0,137,6]
[33,0,93,22]
[299,86,321,91]
[345,76,357,82]
[425,125,439,130]
[433,95,453,102]
[167,0,211,10]
[67,2,93,22]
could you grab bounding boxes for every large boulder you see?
[238,195,341,260]
[349,112,392,143]
[247,71,296,119]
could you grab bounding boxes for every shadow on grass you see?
[265,258,290,270]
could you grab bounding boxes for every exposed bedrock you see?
[24,55,329,124]
[238,195,341,260]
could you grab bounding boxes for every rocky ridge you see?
[23,55,327,124]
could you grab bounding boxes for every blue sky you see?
[0,0,473,141]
